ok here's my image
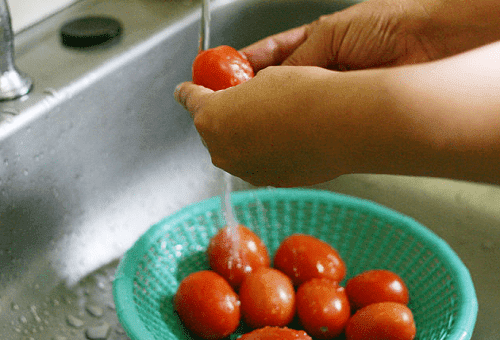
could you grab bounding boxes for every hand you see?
[241,0,500,72]
[241,0,434,71]
[175,66,390,187]
[174,0,500,187]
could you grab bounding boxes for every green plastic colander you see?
[113,188,478,340]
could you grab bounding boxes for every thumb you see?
[281,18,335,68]
[174,81,214,118]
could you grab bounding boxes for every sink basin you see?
[0,0,498,339]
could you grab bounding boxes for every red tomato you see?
[273,234,346,286]
[192,45,254,91]
[239,267,296,329]
[346,269,409,310]
[345,302,416,340]
[174,270,240,339]
[296,278,351,339]
[207,225,270,290]
[239,326,312,340]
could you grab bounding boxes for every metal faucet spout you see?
[0,0,32,101]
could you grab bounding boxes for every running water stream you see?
[200,0,241,266]
[200,0,210,52]
[199,0,241,258]
[222,171,240,266]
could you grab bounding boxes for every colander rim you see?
[113,188,478,340]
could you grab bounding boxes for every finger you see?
[174,81,214,118]
[281,19,333,68]
[239,25,309,72]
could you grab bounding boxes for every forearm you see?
[175,45,500,186]
[381,41,500,184]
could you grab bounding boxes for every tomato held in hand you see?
[296,278,351,339]
[239,267,296,329]
[239,326,312,340]
[192,45,254,91]
[207,225,270,290]
[345,302,416,340]
[346,269,409,310]
[174,270,240,339]
[273,234,346,286]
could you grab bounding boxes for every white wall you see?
[8,0,78,33]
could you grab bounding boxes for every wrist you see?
[316,68,403,176]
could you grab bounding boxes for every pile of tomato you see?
[173,225,416,340]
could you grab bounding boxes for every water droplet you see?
[52,336,67,340]
[2,108,19,115]
[19,315,27,324]
[31,305,42,323]
[23,169,29,176]
[3,158,8,166]
[43,88,56,96]
[86,304,104,318]
[11,302,19,311]
[86,322,111,340]
[66,314,84,328]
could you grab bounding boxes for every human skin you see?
[242,0,500,71]
[174,0,500,187]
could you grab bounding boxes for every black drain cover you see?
[61,16,122,48]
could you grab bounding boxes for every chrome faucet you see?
[0,0,32,101]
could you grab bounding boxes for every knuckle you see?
[192,108,211,134]
[184,91,202,114]
[313,14,335,30]
[317,14,330,24]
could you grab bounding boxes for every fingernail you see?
[173,84,182,104]
[238,50,249,60]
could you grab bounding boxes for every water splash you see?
[222,172,238,228]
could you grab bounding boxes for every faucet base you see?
[0,68,33,101]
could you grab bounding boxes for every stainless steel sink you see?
[0,0,498,339]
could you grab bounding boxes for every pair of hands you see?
[174,0,500,187]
